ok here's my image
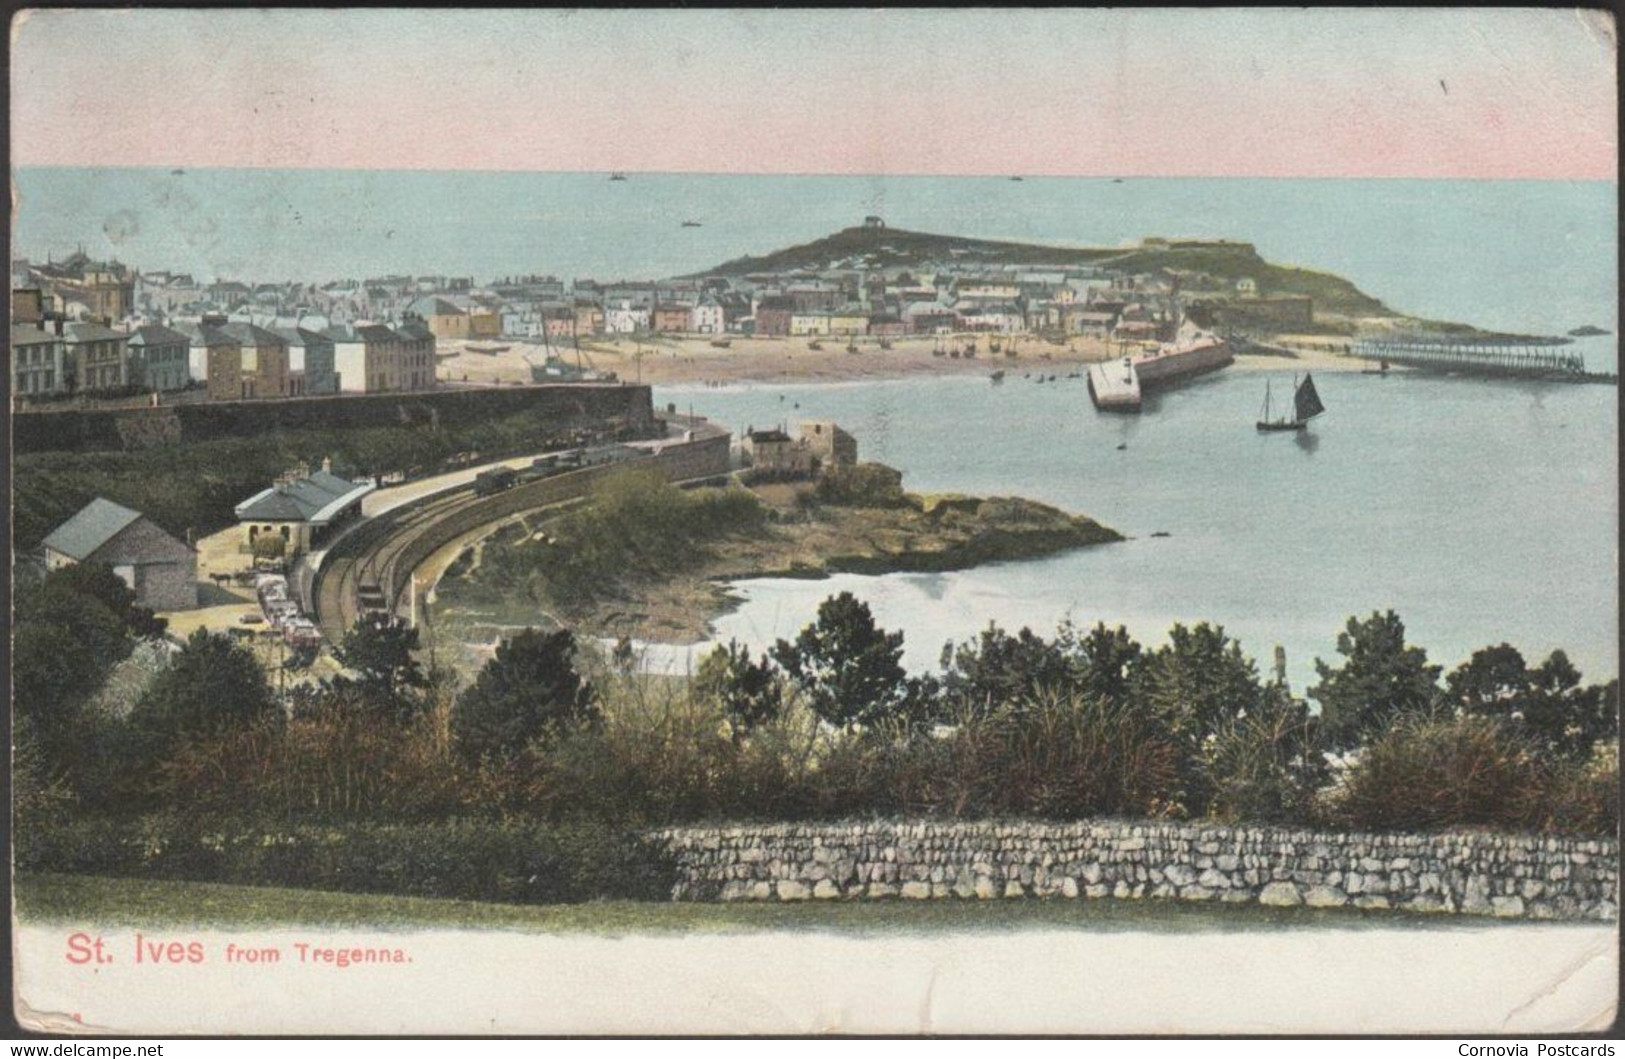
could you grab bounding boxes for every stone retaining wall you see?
[14,382,655,454]
[653,820,1618,921]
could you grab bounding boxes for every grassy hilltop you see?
[691,225,1395,320]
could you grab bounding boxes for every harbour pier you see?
[1351,336,1614,383]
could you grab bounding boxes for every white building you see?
[690,297,726,334]
[605,300,650,334]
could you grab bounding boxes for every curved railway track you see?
[309,428,732,643]
[314,486,491,641]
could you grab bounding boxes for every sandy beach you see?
[433,332,1371,390]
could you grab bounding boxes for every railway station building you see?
[233,457,375,559]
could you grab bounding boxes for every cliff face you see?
[692,225,1394,318]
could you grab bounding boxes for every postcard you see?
[8,8,1619,1036]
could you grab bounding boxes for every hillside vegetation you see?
[694,225,1396,319]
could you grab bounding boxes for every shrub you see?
[17,817,676,905]
[813,462,906,507]
[1332,715,1542,832]
[1204,695,1330,825]
[921,691,1181,820]
[1532,745,1619,837]
[155,701,465,823]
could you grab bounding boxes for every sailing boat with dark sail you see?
[1256,373,1325,432]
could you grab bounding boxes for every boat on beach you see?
[1257,373,1325,432]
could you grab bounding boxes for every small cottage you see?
[42,498,197,611]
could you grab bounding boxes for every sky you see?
[10,8,1618,180]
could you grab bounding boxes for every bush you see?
[920,692,1181,820]
[1204,695,1330,825]
[1532,745,1619,837]
[155,702,465,823]
[1332,715,1542,832]
[813,462,906,507]
[17,816,677,905]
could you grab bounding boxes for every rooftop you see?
[235,466,375,525]
[42,498,144,561]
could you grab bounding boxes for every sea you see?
[13,167,1619,684]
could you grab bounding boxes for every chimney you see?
[321,456,332,474]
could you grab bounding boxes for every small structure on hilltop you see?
[42,497,197,611]
[233,457,375,559]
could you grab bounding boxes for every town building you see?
[12,287,46,324]
[406,296,472,339]
[753,295,795,337]
[690,296,726,334]
[394,319,438,390]
[799,421,858,470]
[29,251,135,322]
[10,322,65,396]
[789,312,831,337]
[126,324,193,391]
[740,428,813,477]
[651,303,691,333]
[202,322,290,401]
[233,459,375,558]
[62,321,131,391]
[605,300,651,334]
[42,498,197,611]
[573,300,605,336]
[826,309,870,336]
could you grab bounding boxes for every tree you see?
[1450,646,1618,761]
[1309,611,1442,752]
[1057,621,1145,708]
[1522,653,1617,761]
[1130,622,1265,815]
[42,562,167,640]
[334,614,428,711]
[938,623,1073,719]
[129,628,276,747]
[694,639,782,744]
[772,592,910,732]
[452,628,598,762]
[1137,623,1262,745]
[251,533,287,562]
[12,564,165,770]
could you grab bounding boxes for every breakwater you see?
[653,820,1618,921]
[12,383,656,454]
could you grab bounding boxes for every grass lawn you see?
[12,873,1536,936]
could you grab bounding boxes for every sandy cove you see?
[433,332,1373,390]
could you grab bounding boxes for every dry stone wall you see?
[653,820,1618,921]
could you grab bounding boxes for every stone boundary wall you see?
[13,383,655,454]
[653,820,1618,921]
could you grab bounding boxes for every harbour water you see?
[16,166,1617,685]
[658,361,1619,688]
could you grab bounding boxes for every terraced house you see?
[202,321,290,400]
[62,321,130,391]
[10,321,65,396]
[126,323,193,391]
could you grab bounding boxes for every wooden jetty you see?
[1350,336,1612,383]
